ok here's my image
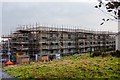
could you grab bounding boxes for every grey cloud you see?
[2,2,118,35]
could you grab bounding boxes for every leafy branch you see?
[95,0,120,25]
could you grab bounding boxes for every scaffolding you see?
[1,24,116,56]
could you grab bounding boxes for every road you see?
[0,68,16,80]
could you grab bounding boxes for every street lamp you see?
[7,39,11,61]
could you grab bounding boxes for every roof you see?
[38,53,49,56]
[5,61,13,65]
[19,54,29,58]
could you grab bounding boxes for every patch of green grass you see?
[4,54,120,79]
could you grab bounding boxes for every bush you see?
[101,52,111,57]
[102,48,114,52]
[115,50,120,57]
[110,52,116,56]
[106,48,114,51]
[110,50,120,57]
[91,51,102,57]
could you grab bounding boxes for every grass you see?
[3,54,120,79]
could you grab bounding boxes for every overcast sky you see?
[0,0,118,40]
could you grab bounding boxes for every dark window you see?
[107,42,109,44]
[90,42,92,45]
[68,49,71,52]
[23,33,27,36]
[90,37,92,39]
[61,36,63,39]
[51,43,53,45]
[68,42,71,46]
[68,34,71,39]
[79,42,84,45]
[98,36,100,39]
[26,38,28,40]
[42,43,47,45]
[61,49,63,52]
[61,34,63,39]
[55,43,58,45]
[51,50,53,53]
[61,42,63,46]
[42,37,47,39]
[98,42,100,44]
[50,34,53,37]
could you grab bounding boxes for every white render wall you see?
[116,32,120,50]
[116,21,120,50]
[116,33,120,50]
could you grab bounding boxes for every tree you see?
[95,0,120,25]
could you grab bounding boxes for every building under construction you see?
[2,24,115,57]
